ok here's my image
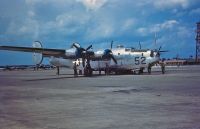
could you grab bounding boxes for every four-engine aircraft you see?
[0,41,167,76]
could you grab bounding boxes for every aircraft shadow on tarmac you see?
[24,72,165,82]
[24,74,108,81]
[25,76,84,81]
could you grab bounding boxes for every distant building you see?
[163,58,200,66]
[164,59,187,66]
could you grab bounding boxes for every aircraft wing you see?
[0,46,67,58]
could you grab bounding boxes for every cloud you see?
[189,8,200,15]
[6,18,39,40]
[136,27,148,36]
[28,10,35,17]
[55,13,90,28]
[25,0,71,6]
[137,20,179,36]
[77,0,108,10]
[136,0,200,11]
[153,0,189,9]
[150,20,179,32]
[121,18,136,31]
[177,26,193,38]
[86,22,114,40]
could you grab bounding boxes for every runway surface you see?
[0,65,200,129]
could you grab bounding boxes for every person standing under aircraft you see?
[73,62,78,77]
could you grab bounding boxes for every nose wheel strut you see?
[148,65,152,74]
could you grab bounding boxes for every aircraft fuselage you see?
[49,46,160,74]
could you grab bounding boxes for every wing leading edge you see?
[0,46,67,58]
[0,45,117,61]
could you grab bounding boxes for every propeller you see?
[71,43,94,67]
[86,45,93,51]
[111,54,117,64]
[103,49,117,64]
[110,41,117,64]
[154,46,168,57]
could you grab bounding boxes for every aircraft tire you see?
[161,65,165,74]
[84,68,92,76]
[89,69,93,76]
[148,66,151,74]
[56,66,60,75]
[84,68,88,76]
[115,71,119,75]
[79,70,82,75]
[139,68,144,74]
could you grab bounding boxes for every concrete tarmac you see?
[0,65,200,129]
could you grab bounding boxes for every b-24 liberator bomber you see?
[0,41,167,77]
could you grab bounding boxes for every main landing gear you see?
[83,59,93,77]
[56,66,60,75]
[84,64,93,76]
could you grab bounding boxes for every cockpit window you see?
[117,45,124,48]
[125,48,131,52]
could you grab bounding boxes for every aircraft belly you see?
[90,61,110,70]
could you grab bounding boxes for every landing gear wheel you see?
[89,68,93,76]
[148,66,151,74]
[84,68,88,76]
[115,71,119,75]
[79,70,82,75]
[84,66,92,77]
[139,68,144,74]
[56,66,60,75]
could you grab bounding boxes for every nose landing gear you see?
[148,65,152,74]
[147,62,165,74]
[161,63,165,74]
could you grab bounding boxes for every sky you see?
[0,0,200,65]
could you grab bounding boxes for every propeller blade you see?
[111,55,117,64]
[111,40,113,50]
[72,44,78,49]
[159,50,168,52]
[86,45,92,51]
[72,42,81,49]
[158,46,162,51]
